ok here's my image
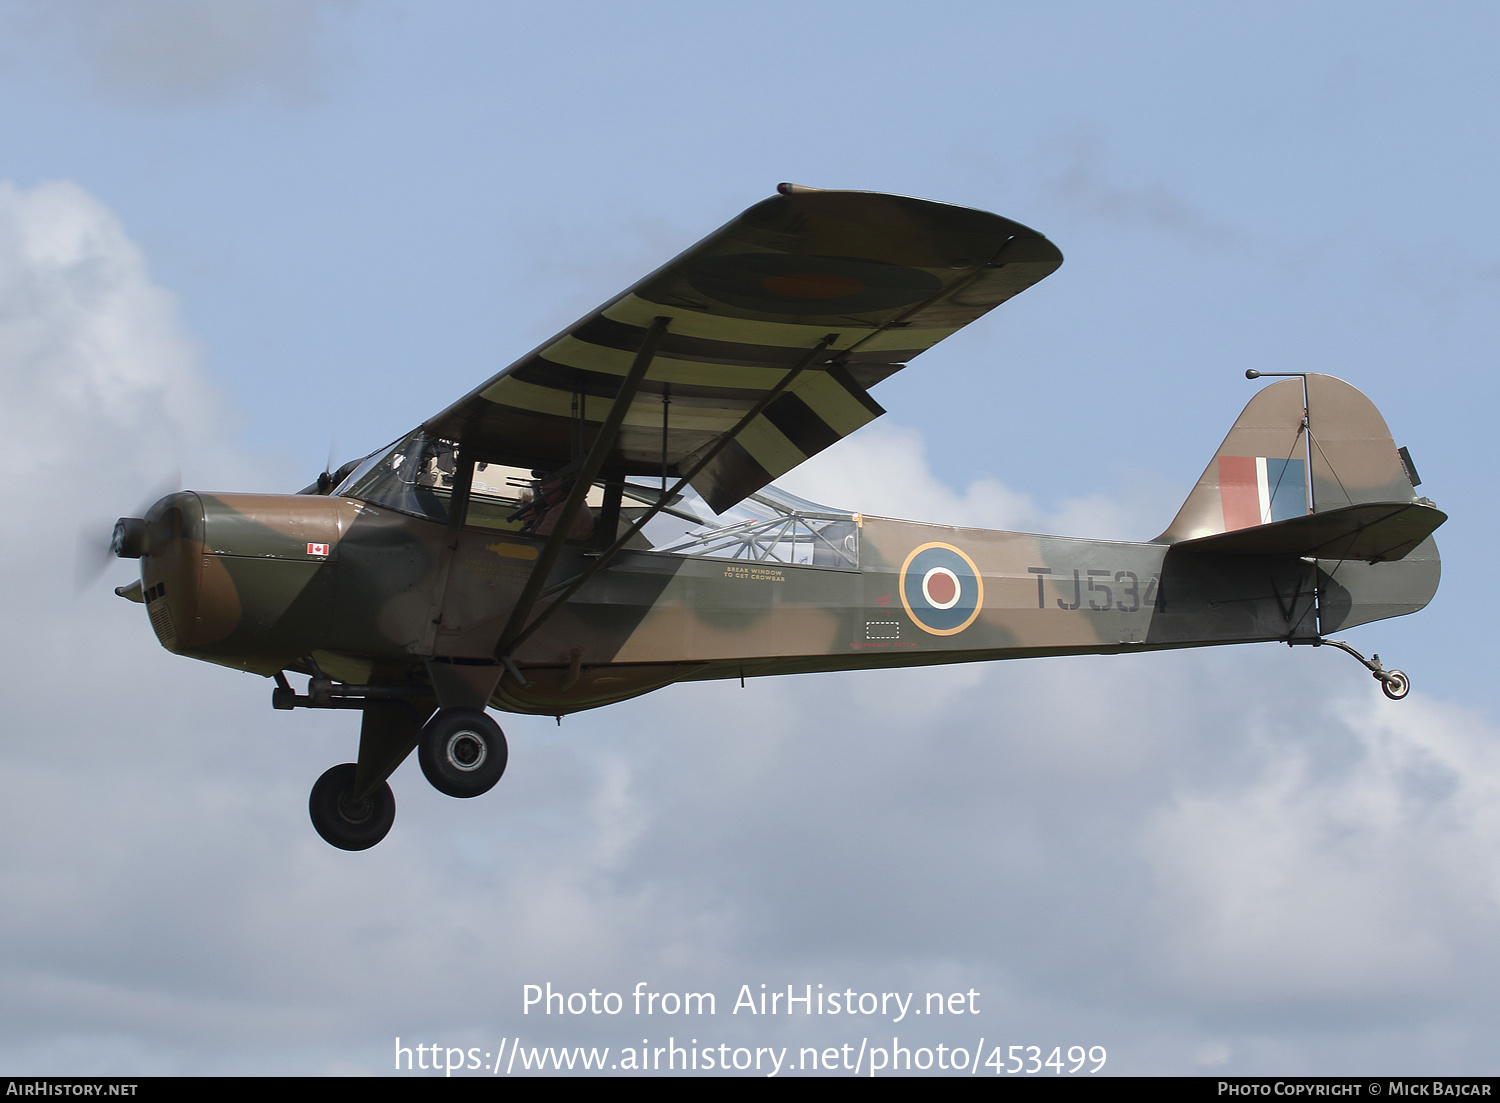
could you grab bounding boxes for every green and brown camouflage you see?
[108,187,1445,848]
[120,374,1442,713]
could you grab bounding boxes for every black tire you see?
[309,763,395,850]
[419,707,508,798]
[1381,670,1410,700]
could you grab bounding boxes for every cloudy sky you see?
[0,0,1497,1077]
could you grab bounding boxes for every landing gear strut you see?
[278,665,509,847]
[1313,638,1411,700]
[308,763,396,850]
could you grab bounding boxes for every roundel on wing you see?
[899,542,984,636]
[683,253,943,315]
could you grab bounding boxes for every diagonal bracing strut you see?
[494,315,670,656]
[498,332,839,658]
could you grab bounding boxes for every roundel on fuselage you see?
[898,542,984,636]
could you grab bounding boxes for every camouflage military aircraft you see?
[107,185,1445,850]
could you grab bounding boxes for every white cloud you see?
[0,179,263,601]
[0,180,227,483]
[780,420,1176,540]
[1142,692,1500,1011]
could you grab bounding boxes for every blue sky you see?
[1,0,1497,1076]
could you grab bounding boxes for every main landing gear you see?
[418,707,508,798]
[275,672,512,849]
[1308,638,1411,700]
[309,763,396,851]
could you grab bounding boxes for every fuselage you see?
[130,487,1434,716]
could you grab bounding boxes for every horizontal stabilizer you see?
[1174,501,1446,563]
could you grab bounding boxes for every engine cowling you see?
[130,492,347,672]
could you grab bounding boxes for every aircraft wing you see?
[422,186,1063,513]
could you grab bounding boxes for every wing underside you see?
[423,187,1062,513]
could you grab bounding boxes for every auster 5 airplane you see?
[107,185,1444,850]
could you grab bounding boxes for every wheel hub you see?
[446,732,486,772]
[336,790,374,824]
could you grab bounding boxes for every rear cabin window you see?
[623,481,859,569]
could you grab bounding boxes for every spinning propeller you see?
[73,470,179,595]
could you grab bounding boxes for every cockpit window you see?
[335,431,603,533]
[335,430,457,522]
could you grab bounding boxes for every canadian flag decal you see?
[307,542,330,556]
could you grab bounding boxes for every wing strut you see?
[494,316,670,656]
[497,332,838,659]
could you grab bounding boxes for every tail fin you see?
[1158,374,1438,550]
[1159,373,1443,631]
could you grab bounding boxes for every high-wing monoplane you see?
[107,185,1445,849]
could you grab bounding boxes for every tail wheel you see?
[1381,670,1411,700]
[309,763,395,850]
[419,707,508,798]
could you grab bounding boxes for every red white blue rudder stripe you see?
[1218,456,1307,531]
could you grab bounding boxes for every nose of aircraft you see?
[119,491,344,661]
[122,492,206,654]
